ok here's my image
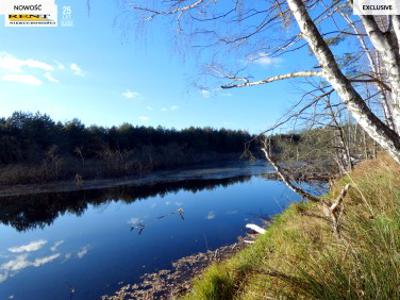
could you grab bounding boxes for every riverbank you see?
[177,154,400,299]
[0,160,331,198]
[102,235,252,300]
[0,160,270,198]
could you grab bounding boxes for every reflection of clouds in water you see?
[174,202,183,206]
[0,240,93,283]
[32,254,60,267]
[150,203,157,208]
[206,211,216,220]
[0,253,60,283]
[226,210,238,215]
[62,252,72,263]
[0,273,7,283]
[1,255,30,272]
[127,217,142,226]
[8,240,47,253]
[50,240,64,252]
[165,201,171,206]
[77,245,90,259]
[1,253,60,272]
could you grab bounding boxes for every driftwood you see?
[261,141,351,235]
[246,223,266,234]
[243,224,267,244]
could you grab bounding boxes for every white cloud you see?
[206,211,215,220]
[122,89,140,99]
[77,245,90,259]
[199,88,232,99]
[0,52,85,86]
[70,63,85,76]
[247,52,282,66]
[161,105,180,112]
[44,72,59,83]
[50,240,64,252]
[0,272,7,283]
[0,52,54,73]
[200,89,210,99]
[138,115,150,122]
[146,106,153,111]
[1,74,42,86]
[54,60,65,70]
[8,240,47,254]
[216,88,232,97]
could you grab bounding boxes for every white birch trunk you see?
[340,11,396,131]
[286,0,400,164]
[358,15,400,133]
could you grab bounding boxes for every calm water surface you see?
[0,164,321,300]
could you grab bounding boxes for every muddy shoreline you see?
[102,235,251,300]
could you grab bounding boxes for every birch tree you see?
[125,0,400,164]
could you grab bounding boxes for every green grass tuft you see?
[182,154,400,299]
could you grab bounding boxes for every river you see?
[0,161,323,299]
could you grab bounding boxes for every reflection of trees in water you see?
[0,176,251,231]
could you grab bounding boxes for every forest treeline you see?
[0,112,377,186]
[0,112,254,185]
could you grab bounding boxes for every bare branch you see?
[221,71,324,89]
[129,0,207,20]
[261,140,323,203]
[287,0,400,164]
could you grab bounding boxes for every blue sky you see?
[0,0,319,134]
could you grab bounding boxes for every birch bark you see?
[286,0,400,164]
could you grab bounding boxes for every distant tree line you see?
[0,112,376,186]
[0,112,253,185]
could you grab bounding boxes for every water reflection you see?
[0,172,322,300]
[0,176,251,232]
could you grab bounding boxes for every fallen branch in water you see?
[261,139,350,236]
[261,145,322,204]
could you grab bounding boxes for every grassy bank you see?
[183,155,400,299]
